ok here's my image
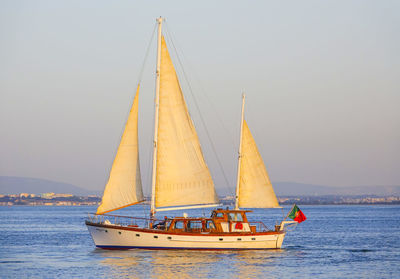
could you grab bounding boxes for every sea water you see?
[0,205,399,278]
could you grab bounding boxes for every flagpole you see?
[283,203,296,222]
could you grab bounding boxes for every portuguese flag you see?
[288,204,306,223]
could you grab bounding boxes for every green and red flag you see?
[288,204,306,223]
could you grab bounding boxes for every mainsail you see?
[97,85,144,214]
[154,36,219,208]
[238,119,280,208]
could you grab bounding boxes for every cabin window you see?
[211,211,224,218]
[174,221,185,229]
[206,220,215,229]
[187,221,202,229]
[228,213,243,222]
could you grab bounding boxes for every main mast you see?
[150,17,163,218]
[235,93,246,210]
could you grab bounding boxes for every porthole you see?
[167,237,172,240]
[105,230,108,233]
[237,238,242,241]
[154,235,158,239]
[136,234,140,237]
[118,232,121,235]
[219,238,223,241]
[251,238,256,240]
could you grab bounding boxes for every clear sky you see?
[1,0,399,194]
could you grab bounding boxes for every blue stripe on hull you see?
[96,245,278,251]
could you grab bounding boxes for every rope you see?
[102,23,157,199]
[164,22,237,149]
[137,23,157,85]
[164,21,235,196]
[142,24,157,196]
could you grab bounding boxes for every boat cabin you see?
[152,209,257,234]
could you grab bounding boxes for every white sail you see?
[238,120,280,208]
[97,85,144,214]
[154,36,219,208]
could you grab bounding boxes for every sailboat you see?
[85,17,297,250]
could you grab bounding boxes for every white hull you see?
[86,222,285,250]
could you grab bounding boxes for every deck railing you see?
[86,213,162,228]
[248,221,270,232]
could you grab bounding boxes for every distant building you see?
[53,193,73,198]
[41,193,55,199]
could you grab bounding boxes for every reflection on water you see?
[233,250,283,278]
[95,250,144,278]
[96,249,289,279]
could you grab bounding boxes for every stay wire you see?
[102,24,156,198]
[131,22,157,198]
[163,24,237,150]
[137,23,157,85]
[164,21,235,197]
[142,24,157,198]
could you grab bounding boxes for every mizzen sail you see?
[238,120,280,208]
[97,85,144,214]
[155,36,219,208]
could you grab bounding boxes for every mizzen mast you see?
[235,93,245,210]
[150,17,163,218]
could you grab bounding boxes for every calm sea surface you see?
[0,205,399,278]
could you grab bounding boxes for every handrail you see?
[248,221,270,232]
[88,213,161,221]
[86,213,165,228]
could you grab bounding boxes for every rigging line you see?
[145,89,156,197]
[164,22,234,196]
[132,22,157,197]
[164,24,234,196]
[163,23,237,151]
[171,28,236,150]
[143,66,157,198]
[145,118,154,197]
[103,24,156,191]
[137,22,157,85]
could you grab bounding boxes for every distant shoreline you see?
[1,193,399,206]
